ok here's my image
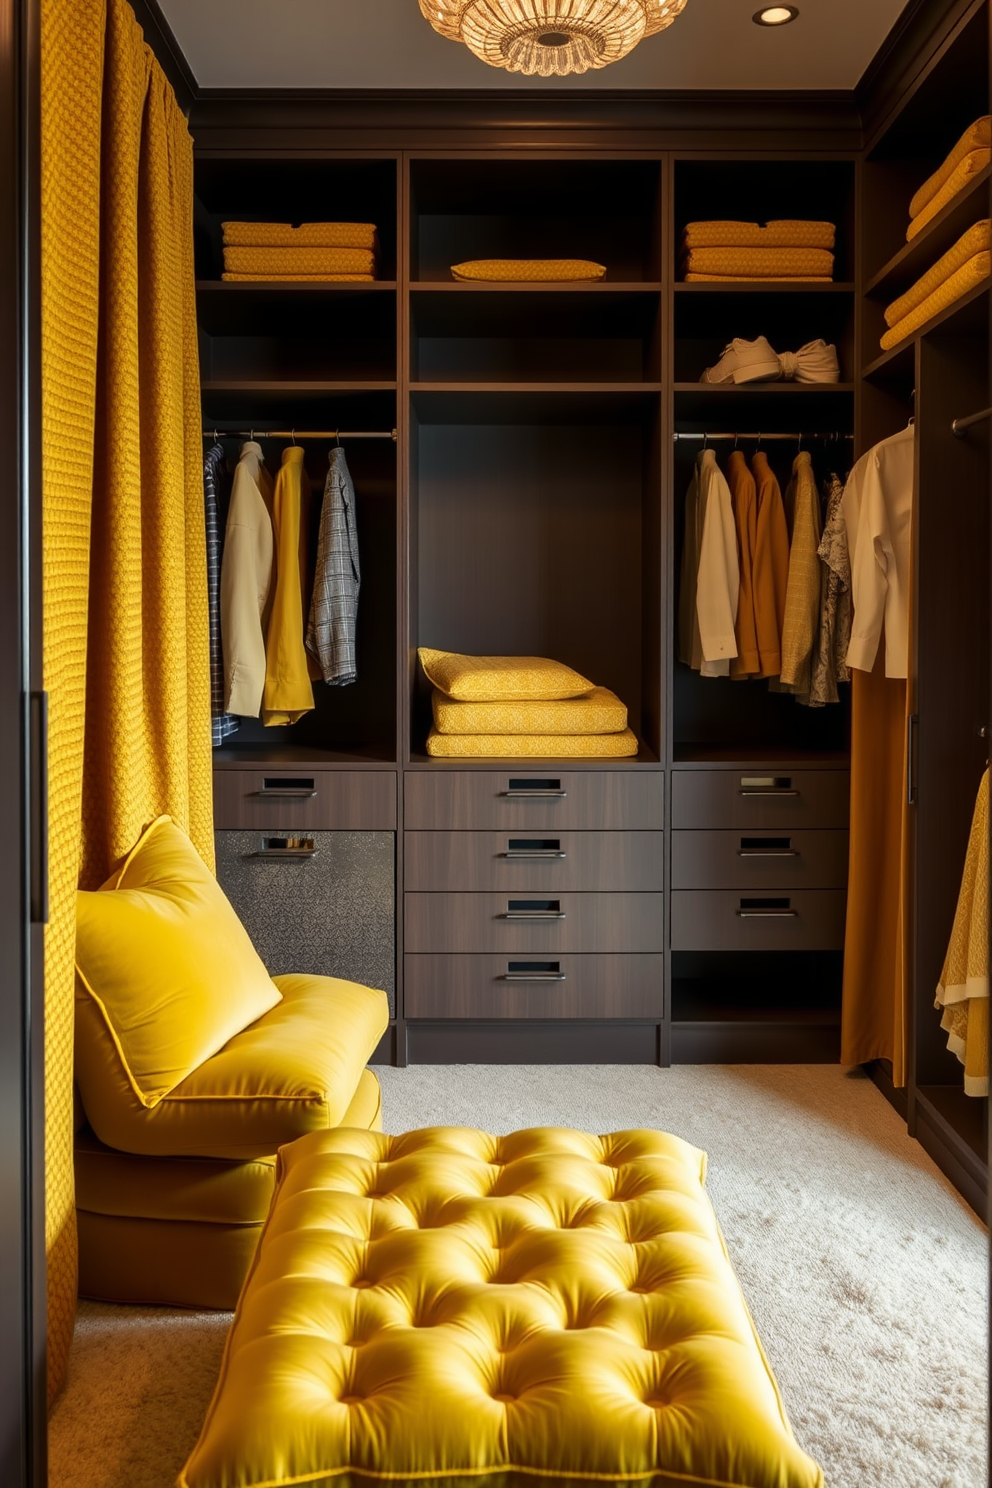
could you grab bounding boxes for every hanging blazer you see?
[694,448,739,677]
[263,445,315,726]
[306,446,361,685]
[842,424,915,679]
[220,440,275,717]
[780,450,823,697]
[726,451,760,678]
[750,451,790,679]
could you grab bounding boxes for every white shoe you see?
[778,338,840,383]
[700,336,781,385]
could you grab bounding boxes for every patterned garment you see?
[307,446,361,686]
[204,443,239,744]
[807,473,852,707]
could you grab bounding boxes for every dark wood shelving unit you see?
[862,277,989,378]
[863,167,991,299]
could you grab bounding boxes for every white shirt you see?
[842,424,915,679]
[694,448,739,676]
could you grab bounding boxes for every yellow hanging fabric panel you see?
[936,769,990,1095]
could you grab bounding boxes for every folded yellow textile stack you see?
[681,246,835,282]
[880,220,991,349]
[906,117,991,241]
[450,259,606,282]
[419,648,635,757]
[219,223,379,281]
[681,220,836,250]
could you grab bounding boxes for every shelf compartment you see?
[410,288,662,384]
[670,950,842,1062]
[864,167,991,300]
[410,158,662,283]
[673,382,853,430]
[197,285,397,382]
[862,277,990,380]
[673,285,855,383]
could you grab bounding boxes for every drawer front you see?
[671,769,849,830]
[404,953,664,1019]
[405,831,664,892]
[671,830,848,890]
[670,889,846,952]
[213,769,397,831]
[404,771,664,831]
[404,892,664,954]
[215,830,395,1011]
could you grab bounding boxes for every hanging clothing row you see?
[202,436,362,735]
[678,444,852,708]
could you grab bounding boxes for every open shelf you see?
[197,287,397,382]
[406,747,661,769]
[864,168,991,299]
[674,382,855,393]
[212,744,398,768]
[675,282,855,295]
[672,746,850,767]
[410,281,663,294]
[862,277,990,377]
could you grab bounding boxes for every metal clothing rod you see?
[673,431,853,443]
[202,428,398,442]
[951,406,992,437]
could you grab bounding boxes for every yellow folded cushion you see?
[681,220,836,249]
[75,816,282,1110]
[450,258,606,282]
[76,971,390,1160]
[885,220,991,326]
[432,685,627,735]
[907,149,991,240]
[427,726,639,757]
[880,251,991,350]
[684,273,832,283]
[681,247,834,278]
[419,648,593,701]
[909,117,992,220]
[222,246,377,276]
[178,1125,825,1488]
[221,272,375,282]
[222,221,378,249]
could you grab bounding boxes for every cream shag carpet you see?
[49,1065,987,1488]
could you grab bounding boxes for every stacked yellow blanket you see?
[220,222,379,281]
[420,649,636,757]
[680,222,836,282]
[880,220,991,350]
[906,118,991,241]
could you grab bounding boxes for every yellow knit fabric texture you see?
[222,272,375,282]
[427,726,639,757]
[684,274,833,283]
[432,685,627,736]
[909,116,992,220]
[419,648,593,701]
[450,259,607,282]
[41,0,105,1404]
[885,220,991,326]
[681,247,834,279]
[223,245,376,276]
[681,220,836,249]
[222,221,378,249]
[880,252,991,350]
[936,769,989,1096]
[907,150,991,240]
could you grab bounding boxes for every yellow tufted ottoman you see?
[179,1127,824,1488]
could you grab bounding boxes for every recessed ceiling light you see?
[753,6,799,24]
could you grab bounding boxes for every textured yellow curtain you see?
[41,0,211,1401]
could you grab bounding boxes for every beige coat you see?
[220,441,275,716]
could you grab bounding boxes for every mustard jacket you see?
[263,445,315,726]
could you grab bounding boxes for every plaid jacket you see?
[306,446,361,686]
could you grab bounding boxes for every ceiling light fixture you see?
[752,6,799,24]
[420,0,691,78]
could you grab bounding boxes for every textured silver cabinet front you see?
[215,831,395,1013]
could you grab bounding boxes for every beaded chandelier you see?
[420,0,690,77]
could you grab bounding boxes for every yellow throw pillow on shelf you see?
[432,685,627,736]
[450,258,606,282]
[419,648,594,702]
[75,816,282,1111]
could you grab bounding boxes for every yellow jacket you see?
[263,445,314,726]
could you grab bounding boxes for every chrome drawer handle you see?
[500,790,567,799]
[502,850,567,859]
[500,972,567,982]
[736,849,799,858]
[250,848,316,859]
[736,909,798,918]
[738,789,799,798]
[499,911,566,920]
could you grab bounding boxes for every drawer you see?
[671,769,849,830]
[215,830,396,1011]
[213,769,397,831]
[404,892,664,954]
[671,829,848,890]
[404,953,664,1019]
[670,889,846,951]
[404,831,664,892]
[403,770,664,831]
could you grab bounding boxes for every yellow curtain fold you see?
[41,0,211,1402]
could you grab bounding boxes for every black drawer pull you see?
[737,834,798,858]
[250,835,316,860]
[738,775,797,798]
[502,837,566,859]
[736,897,796,918]
[255,776,317,799]
[500,898,565,920]
[500,960,567,983]
[502,778,566,799]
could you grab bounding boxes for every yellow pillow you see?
[450,258,606,282]
[419,647,593,701]
[75,816,282,1110]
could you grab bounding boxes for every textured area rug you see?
[49,1065,987,1488]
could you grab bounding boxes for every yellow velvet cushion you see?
[419,648,593,701]
[427,726,639,757]
[909,116,992,220]
[179,1126,824,1488]
[222,245,376,276]
[433,685,628,735]
[75,972,390,1159]
[450,258,606,282]
[75,816,282,1110]
[680,246,835,278]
